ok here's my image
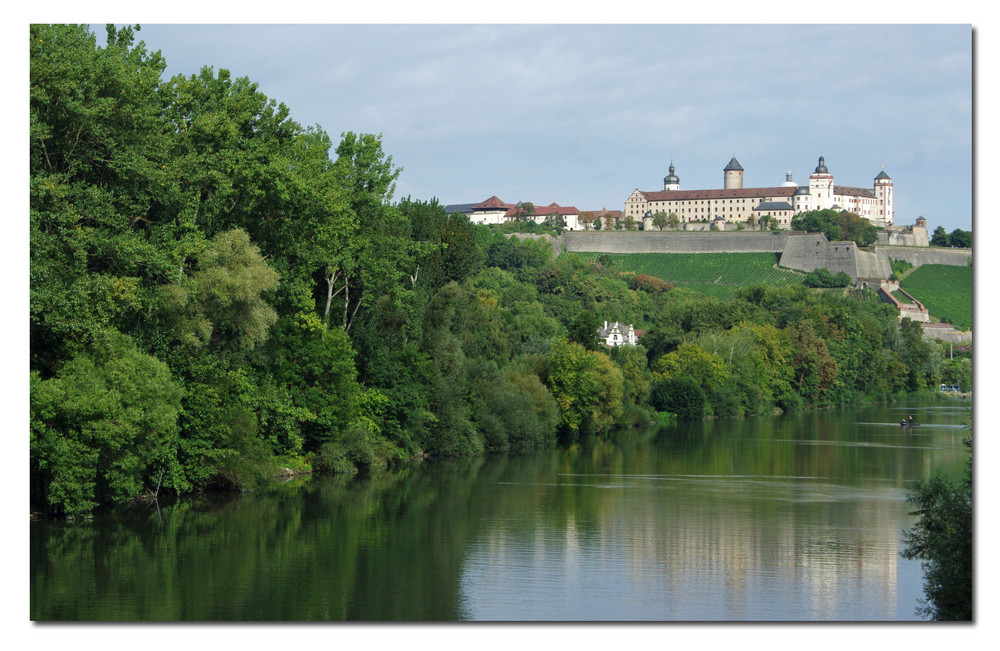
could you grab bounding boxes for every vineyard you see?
[900,263,973,330]
[576,252,806,300]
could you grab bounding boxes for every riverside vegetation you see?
[30,24,973,518]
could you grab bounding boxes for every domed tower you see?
[792,185,811,213]
[724,156,744,189]
[781,169,797,187]
[663,158,680,191]
[874,166,893,226]
[808,155,834,209]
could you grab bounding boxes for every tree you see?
[546,339,623,434]
[901,437,972,620]
[930,226,950,247]
[652,342,728,394]
[652,212,668,231]
[578,211,596,230]
[159,228,280,351]
[948,228,971,248]
[31,330,185,516]
[509,201,535,223]
[667,212,680,229]
[746,214,757,231]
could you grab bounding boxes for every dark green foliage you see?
[948,229,971,248]
[650,376,706,420]
[901,438,972,620]
[791,209,877,246]
[802,267,853,288]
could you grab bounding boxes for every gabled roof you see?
[472,195,515,211]
[519,202,580,217]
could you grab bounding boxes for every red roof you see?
[472,195,515,211]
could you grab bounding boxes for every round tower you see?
[663,158,680,191]
[724,156,744,189]
[808,155,834,209]
[874,166,893,226]
[781,169,797,187]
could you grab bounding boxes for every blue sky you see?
[127,23,973,232]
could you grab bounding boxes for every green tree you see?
[159,228,279,351]
[547,339,623,434]
[948,228,971,248]
[651,211,668,231]
[901,437,972,620]
[31,331,185,516]
[930,226,950,247]
[652,342,729,394]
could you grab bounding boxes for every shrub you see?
[650,376,707,420]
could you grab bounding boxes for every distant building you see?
[624,155,895,229]
[597,320,638,347]
[446,195,599,230]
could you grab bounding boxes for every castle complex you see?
[624,156,894,229]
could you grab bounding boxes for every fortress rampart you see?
[554,230,892,281]
[560,231,788,254]
[877,246,972,268]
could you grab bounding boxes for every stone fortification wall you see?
[779,233,892,280]
[878,246,972,268]
[877,226,929,247]
[561,231,788,254]
[921,323,972,344]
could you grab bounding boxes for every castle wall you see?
[877,226,928,247]
[878,246,972,267]
[561,231,788,254]
[778,233,892,281]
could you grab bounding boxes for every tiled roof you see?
[472,195,514,211]
[755,201,793,211]
[443,203,478,214]
[834,186,877,198]
[634,187,797,202]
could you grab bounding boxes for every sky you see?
[120,22,975,232]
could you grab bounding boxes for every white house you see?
[597,320,638,347]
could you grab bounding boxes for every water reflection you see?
[30,398,968,621]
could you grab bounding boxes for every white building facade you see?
[625,156,895,229]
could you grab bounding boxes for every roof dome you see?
[724,156,744,172]
[781,169,797,187]
[793,185,810,196]
[814,156,829,174]
[663,162,680,186]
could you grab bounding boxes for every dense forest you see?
[29,25,970,517]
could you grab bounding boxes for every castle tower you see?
[781,169,797,187]
[724,156,744,189]
[808,155,834,209]
[874,166,893,226]
[663,157,680,191]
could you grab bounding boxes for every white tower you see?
[808,155,834,209]
[874,166,893,226]
[724,156,744,190]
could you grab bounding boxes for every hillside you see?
[574,252,806,300]
[900,264,973,330]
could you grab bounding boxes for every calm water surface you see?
[30,398,969,621]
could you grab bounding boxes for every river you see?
[30,397,970,621]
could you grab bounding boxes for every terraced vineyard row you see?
[576,252,806,300]
[900,264,973,330]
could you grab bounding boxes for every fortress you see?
[625,155,895,229]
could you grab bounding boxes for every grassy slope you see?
[574,252,805,301]
[899,264,973,330]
